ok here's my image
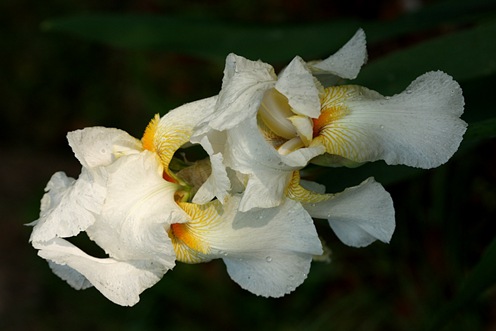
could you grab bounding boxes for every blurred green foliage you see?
[2,0,496,330]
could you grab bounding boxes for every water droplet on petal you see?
[380,125,385,129]
[406,89,412,94]
[266,256,272,263]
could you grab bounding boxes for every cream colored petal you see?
[173,196,322,297]
[289,114,314,146]
[208,53,277,131]
[86,151,185,267]
[315,71,466,168]
[276,56,322,118]
[309,28,367,84]
[303,177,395,247]
[29,169,106,243]
[68,127,142,168]
[35,238,168,306]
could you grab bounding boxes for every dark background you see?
[1,0,496,330]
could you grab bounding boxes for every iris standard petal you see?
[68,127,142,168]
[207,53,277,131]
[309,28,367,83]
[276,56,322,118]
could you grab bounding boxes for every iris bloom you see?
[29,97,324,305]
[193,29,466,212]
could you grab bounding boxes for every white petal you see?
[208,54,276,131]
[304,177,395,247]
[67,127,142,168]
[86,151,185,266]
[318,71,466,168]
[310,28,367,83]
[222,197,322,297]
[29,169,106,243]
[176,197,322,297]
[35,238,167,306]
[276,56,322,118]
[192,152,231,205]
[224,117,323,210]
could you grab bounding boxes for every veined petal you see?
[309,28,367,84]
[35,238,167,306]
[29,169,106,243]
[143,96,217,178]
[86,151,185,266]
[314,71,466,168]
[68,127,142,168]
[276,56,322,118]
[171,196,322,297]
[303,177,395,247]
[207,53,277,131]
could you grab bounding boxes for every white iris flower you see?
[193,29,466,211]
[29,97,324,305]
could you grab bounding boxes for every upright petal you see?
[34,238,167,306]
[314,71,466,168]
[207,54,277,131]
[309,28,367,84]
[303,177,395,247]
[68,127,142,168]
[170,196,322,297]
[276,56,323,118]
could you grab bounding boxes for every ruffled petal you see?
[171,196,322,297]
[86,151,185,267]
[35,238,167,306]
[276,56,322,118]
[309,28,367,84]
[29,169,106,243]
[314,71,466,168]
[68,127,142,168]
[207,54,276,131]
[303,177,395,247]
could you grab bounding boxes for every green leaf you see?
[41,0,496,64]
[355,21,496,95]
[428,237,496,330]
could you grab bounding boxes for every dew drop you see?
[289,275,295,280]
[380,125,385,129]
[100,148,107,154]
[265,256,272,263]
[406,89,412,94]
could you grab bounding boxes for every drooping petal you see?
[29,169,106,243]
[309,28,367,84]
[207,53,277,131]
[86,151,185,267]
[303,177,395,247]
[68,127,142,168]
[313,71,466,168]
[171,196,322,297]
[35,238,167,306]
[276,56,323,118]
